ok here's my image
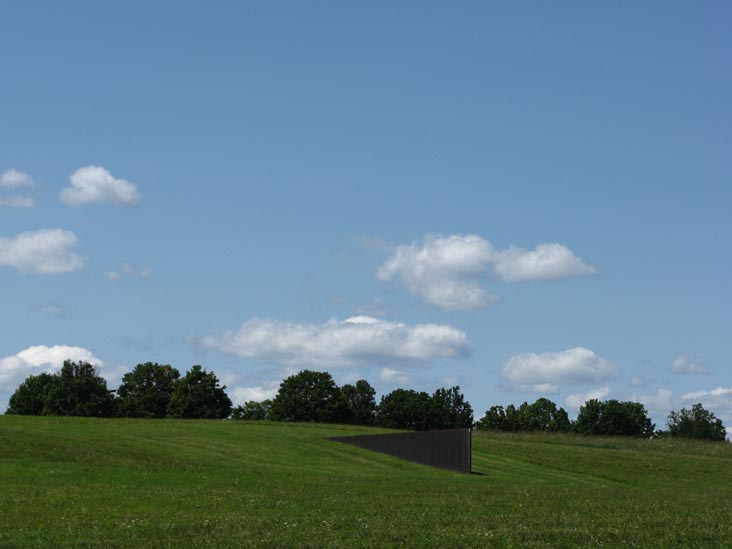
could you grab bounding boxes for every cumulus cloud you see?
[1,170,38,208]
[231,384,279,405]
[377,234,595,310]
[671,354,710,375]
[681,387,732,425]
[0,196,35,208]
[202,315,471,368]
[377,234,497,311]
[105,263,153,280]
[1,169,37,190]
[501,347,617,386]
[565,386,611,410]
[492,243,596,282]
[632,388,675,420]
[379,367,412,386]
[0,345,103,393]
[60,166,140,206]
[0,229,85,274]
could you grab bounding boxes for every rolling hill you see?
[1,416,730,547]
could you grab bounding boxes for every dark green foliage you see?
[575,399,655,437]
[518,398,571,432]
[5,373,58,415]
[270,370,350,423]
[116,363,180,418]
[430,386,473,429]
[376,386,474,430]
[476,398,571,432]
[504,404,519,431]
[166,365,232,419]
[231,400,272,421]
[6,362,114,418]
[376,389,434,430]
[667,403,726,441]
[44,361,115,417]
[341,379,377,425]
[475,405,509,431]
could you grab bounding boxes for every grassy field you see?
[1,417,731,547]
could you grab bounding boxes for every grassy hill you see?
[1,416,731,547]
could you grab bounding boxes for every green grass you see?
[1,417,731,547]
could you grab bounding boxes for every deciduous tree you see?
[575,399,654,437]
[45,361,115,417]
[167,365,232,419]
[231,400,273,421]
[5,373,58,415]
[431,386,473,429]
[667,403,726,441]
[341,379,377,425]
[270,370,349,423]
[376,389,434,430]
[116,362,180,418]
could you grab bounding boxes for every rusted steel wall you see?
[328,429,471,474]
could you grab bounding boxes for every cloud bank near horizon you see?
[501,347,617,388]
[202,315,471,368]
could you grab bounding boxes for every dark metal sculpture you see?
[328,428,471,473]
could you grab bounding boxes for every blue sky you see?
[1,1,730,427]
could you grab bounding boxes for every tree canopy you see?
[231,400,273,421]
[475,398,571,432]
[6,373,58,416]
[270,370,349,423]
[341,379,377,425]
[430,386,474,429]
[166,365,232,419]
[376,388,434,430]
[575,399,654,437]
[667,403,726,441]
[375,386,472,430]
[11,361,117,418]
[116,362,180,418]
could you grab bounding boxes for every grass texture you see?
[1,416,731,547]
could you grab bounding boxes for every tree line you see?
[4,362,473,430]
[6,361,231,419]
[5,361,726,441]
[475,397,727,441]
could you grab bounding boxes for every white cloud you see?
[1,169,36,190]
[105,263,152,280]
[671,354,710,375]
[492,243,597,282]
[501,347,617,386]
[0,229,85,274]
[515,383,560,394]
[565,386,611,410]
[681,387,732,426]
[60,166,140,206]
[377,234,497,311]
[0,196,35,208]
[202,315,471,368]
[377,234,595,311]
[379,367,411,386]
[231,384,279,405]
[0,345,104,393]
[632,388,675,420]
